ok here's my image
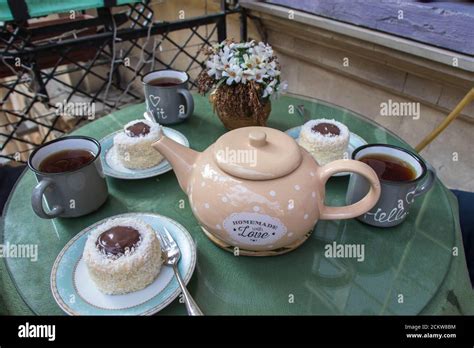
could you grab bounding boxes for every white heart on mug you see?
[149,95,161,107]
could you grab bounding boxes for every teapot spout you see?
[152,134,199,193]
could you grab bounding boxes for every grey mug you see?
[28,136,108,219]
[346,144,436,228]
[142,69,194,125]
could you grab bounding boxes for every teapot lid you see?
[213,127,302,180]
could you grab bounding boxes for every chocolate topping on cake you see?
[96,226,140,255]
[125,122,150,137]
[311,122,340,136]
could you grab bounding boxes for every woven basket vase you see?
[209,89,271,130]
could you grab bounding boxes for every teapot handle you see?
[317,159,381,220]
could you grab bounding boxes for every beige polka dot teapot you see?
[152,126,381,256]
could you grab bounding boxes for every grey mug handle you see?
[31,178,64,219]
[414,162,436,198]
[177,88,194,120]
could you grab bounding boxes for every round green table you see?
[1,94,473,315]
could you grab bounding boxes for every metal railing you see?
[0,0,246,162]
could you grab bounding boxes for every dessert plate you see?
[51,213,197,315]
[100,127,189,180]
[285,126,367,177]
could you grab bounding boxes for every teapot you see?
[152,126,380,256]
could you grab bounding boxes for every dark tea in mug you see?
[148,77,183,87]
[39,149,95,173]
[359,153,416,182]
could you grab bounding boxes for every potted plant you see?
[197,40,284,130]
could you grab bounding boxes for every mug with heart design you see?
[142,69,194,125]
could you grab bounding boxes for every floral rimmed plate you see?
[50,213,196,315]
[285,126,368,177]
[100,127,189,180]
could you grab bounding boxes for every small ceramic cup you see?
[346,144,436,228]
[28,136,108,219]
[142,69,194,125]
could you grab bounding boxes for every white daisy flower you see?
[206,55,223,78]
[262,79,278,98]
[253,68,269,83]
[253,42,273,60]
[241,68,255,84]
[220,45,233,61]
[241,54,258,70]
[265,61,280,77]
[223,65,243,85]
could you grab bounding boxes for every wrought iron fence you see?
[0,0,245,162]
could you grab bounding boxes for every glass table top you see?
[1,93,457,315]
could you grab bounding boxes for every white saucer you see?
[51,213,197,315]
[100,127,189,180]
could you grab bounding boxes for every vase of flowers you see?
[197,40,284,130]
